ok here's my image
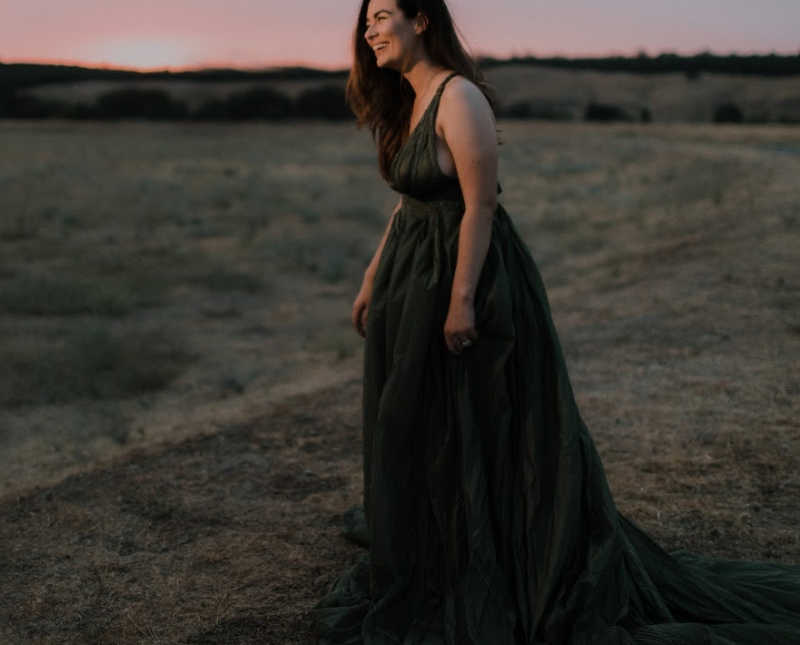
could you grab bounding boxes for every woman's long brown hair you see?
[347,0,498,182]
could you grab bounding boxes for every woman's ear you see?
[414,12,429,35]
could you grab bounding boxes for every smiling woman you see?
[311,1,800,644]
[346,0,497,181]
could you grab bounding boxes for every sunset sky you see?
[1,0,798,71]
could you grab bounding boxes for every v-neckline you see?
[401,71,457,151]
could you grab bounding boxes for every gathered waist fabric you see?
[401,190,462,212]
[399,191,504,223]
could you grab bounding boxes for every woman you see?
[314,1,800,643]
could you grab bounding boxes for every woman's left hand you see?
[444,297,479,355]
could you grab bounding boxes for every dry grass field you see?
[0,118,799,644]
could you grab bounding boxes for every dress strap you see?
[429,72,459,118]
[423,72,458,142]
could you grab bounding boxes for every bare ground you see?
[0,120,799,644]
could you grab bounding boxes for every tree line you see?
[0,85,353,121]
[1,51,798,93]
[478,52,800,77]
[2,86,781,124]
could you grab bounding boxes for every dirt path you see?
[0,379,364,644]
[1,364,798,644]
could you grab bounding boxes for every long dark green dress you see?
[313,72,800,644]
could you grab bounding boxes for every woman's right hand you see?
[352,273,374,338]
[353,199,400,338]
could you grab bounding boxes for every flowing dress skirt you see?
[313,193,800,644]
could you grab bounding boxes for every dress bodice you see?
[389,71,503,202]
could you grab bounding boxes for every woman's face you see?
[364,0,424,71]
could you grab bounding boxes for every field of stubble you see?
[0,119,798,644]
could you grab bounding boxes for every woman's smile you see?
[364,0,416,67]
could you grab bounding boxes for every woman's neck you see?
[402,59,446,98]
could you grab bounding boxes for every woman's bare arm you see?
[438,77,498,304]
[364,198,402,281]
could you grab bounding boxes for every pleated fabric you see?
[312,72,800,644]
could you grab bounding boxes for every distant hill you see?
[479,52,800,77]
[2,53,799,123]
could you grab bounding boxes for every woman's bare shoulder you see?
[442,73,485,100]
[437,74,496,138]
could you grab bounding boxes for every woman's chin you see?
[375,54,394,69]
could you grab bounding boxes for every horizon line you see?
[2,47,799,74]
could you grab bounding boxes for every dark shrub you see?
[499,101,533,118]
[64,102,98,119]
[776,96,800,124]
[745,111,770,124]
[95,88,188,120]
[640,107,652,123]
[499,100,573,121]
[293,85,351,119]
[584,102,634,122]
[0,92,68,118]
[225,86,292,120]
[713,102,743,123]
[193,98,229,120]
